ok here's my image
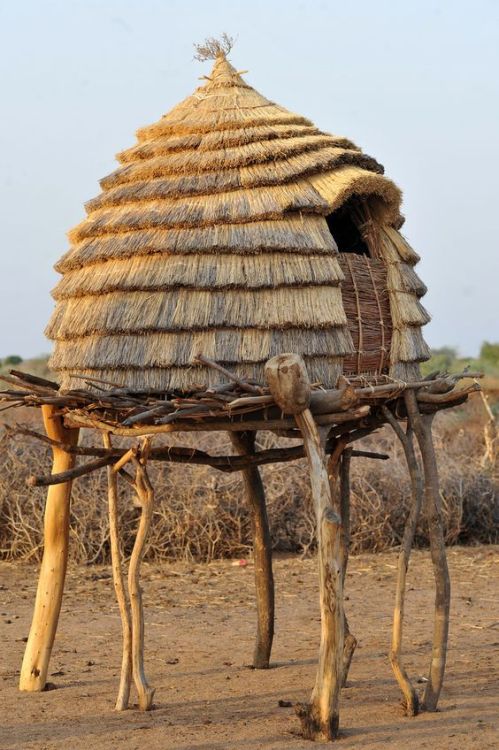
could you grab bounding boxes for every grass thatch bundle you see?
[56,216,337,271]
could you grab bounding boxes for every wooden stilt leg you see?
[383,403,423,716]
[104,434,132,711]
[129,455,155,711]
[230,431,274,669]
[405,392,451,711]
[338,450,357,687]
[296,410,344,741]
[265,353,344,741]
[327,446,357,688]
[20,405,79,692]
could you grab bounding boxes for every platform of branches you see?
[0,355,481,742]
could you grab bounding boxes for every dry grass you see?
[0,398,496,564]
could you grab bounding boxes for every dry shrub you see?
[0,405,497,564]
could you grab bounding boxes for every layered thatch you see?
[379,226,431,378]
[48,53,429,391]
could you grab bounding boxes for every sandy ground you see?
[0,546,497,750]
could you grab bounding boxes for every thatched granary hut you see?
[7,43,480,744]
[47,53,430,392]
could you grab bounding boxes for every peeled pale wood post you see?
[382,404,422,716]
[103,433,132,711]
[230,431,275,669]
[20,404,79,691]
[406,391,450,711]
[265,354,344,741]
[129,451,155,710]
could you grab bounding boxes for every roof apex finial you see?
[193,33,235,62]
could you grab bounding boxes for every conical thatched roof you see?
[47,53,422,392]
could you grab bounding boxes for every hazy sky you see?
[1,0,498,358]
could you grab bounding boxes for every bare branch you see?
[194,33,235,62]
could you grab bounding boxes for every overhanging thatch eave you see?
[308,167,403,225]
[52,252,344,300]
[49,327,354,370]
[101,134,367,189]
[56,216,337,272]
[87,149,383,212]
[135,111,316,140]
[117,123,325,163]
[53,356,345,392]
[45,286,349,341]
[70,182,330,242]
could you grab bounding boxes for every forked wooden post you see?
[405,391,451,711]
[230,431,275,669]
[337,449,357,686]
[129,452,155,710]
[382,404,423,716]
[265,354,344,741]
[103,433,132,711]
[19,404,79,691]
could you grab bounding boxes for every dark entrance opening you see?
[327,195,392,375]
[325,198,370,256]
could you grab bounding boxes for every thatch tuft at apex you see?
[47,51,431,392]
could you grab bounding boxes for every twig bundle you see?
[0,364,481,433]
[0,362,481,489]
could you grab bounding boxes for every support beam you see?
[338,449,357,686]
[296,410,344,741]
[383,404,422,716]
[65,404,371,436]
[265,354,344,741]
[104,434,132,711]
[327,445,357,687]
[19,422,389,486]
[27,454,114,486]
[129,454,155,710]
[230,431,274,669]
[405,391,451,712]
[19,405,79,691]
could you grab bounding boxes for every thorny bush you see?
[0,401,497,564]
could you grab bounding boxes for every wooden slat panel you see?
[337,254,392,376]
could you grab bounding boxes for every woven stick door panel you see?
[337,254,392,376]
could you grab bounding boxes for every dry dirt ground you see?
[0,546,497,750]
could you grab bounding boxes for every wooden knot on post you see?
[323,506,341,526]
[264,353,311,415]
